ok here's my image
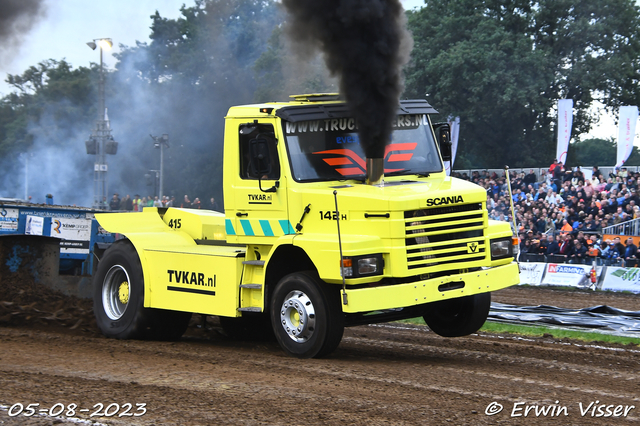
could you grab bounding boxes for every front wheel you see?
[423,292,491,337]
[270,271,344,358]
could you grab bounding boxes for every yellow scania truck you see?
[93,94,519,358]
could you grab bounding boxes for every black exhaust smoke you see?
[0,0,47,62]
[281,0,413,184]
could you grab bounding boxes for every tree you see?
[0,60,96,203]
[566,138,640,167]
[111,0,283,203]
[405,0,640,168]
[253,26,338,103]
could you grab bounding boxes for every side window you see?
[239,123,280,180]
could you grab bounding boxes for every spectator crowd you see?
[452,162,640,266]
[106,194,221,212]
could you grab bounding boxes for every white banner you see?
[518,262,546,286]
[25,215,44,235]
[601,266,640,293]
[541,263,594,288]
[556,99,573,164]
[444,116,460,176]
[615,106,639,169]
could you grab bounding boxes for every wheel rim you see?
[280,290,316,343]
[102,265,131,320]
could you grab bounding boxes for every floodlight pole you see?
[86,38,115,209]
[150,134,169,200]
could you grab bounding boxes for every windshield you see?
[284,114,443,182]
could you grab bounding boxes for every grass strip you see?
[396,317,640,346]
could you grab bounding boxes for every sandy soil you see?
[1,282,640,425]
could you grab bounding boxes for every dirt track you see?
[1,286,639,425]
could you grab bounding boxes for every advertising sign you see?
[0,207,19,232]
[49,217,92,254]
[518,262,546,286]
[25,215,44,235]
[541,263,593,288]
[601,267,640,294]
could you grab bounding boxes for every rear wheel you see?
[423,292,491,337]
[270,271,344,358]
[93,241,190,341]
[93,241,152,339]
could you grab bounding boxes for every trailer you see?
[0,200,115,296]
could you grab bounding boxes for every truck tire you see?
[423,292,491,337]
[219,313,275,341]
[270,271,344,358]
[93,241,154,339]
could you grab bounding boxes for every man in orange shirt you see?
[559,219,573,235]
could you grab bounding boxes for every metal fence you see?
[453,166,638,181]
[603,218,640,236]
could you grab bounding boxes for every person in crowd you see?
[192,197,202,209]
[544,234,560,256]
[559,219,573,235]
[569,240,588,264]
[153,196,163,207]
[613,237,626,257]
[208,197,220,211]
[109,193,120,211]
[133,195,142,211]
[601,240,621,265]
[623,237,638,266]
[182,195,192,209]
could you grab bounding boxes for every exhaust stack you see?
[366,158,384,186]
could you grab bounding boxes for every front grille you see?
[405,203,485,270]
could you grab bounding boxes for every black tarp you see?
[488,303,640,335]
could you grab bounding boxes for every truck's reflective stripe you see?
[227,219,294,236]
[259,220,274,237]
[225,219,236,235]
[279,220,295,235]
[240,219,255,236]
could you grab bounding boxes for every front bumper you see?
[341,262,519,313]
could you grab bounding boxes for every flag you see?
[556,99,573,164]
[615,106,638,169]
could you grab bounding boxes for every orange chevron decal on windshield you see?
[314,143,417,175]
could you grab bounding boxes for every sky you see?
[0,0,629,143]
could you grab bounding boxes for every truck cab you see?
[93,94,519,358]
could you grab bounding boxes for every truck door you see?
[228,122,293,243]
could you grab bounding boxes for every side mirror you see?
[249,137,272,177]
[433,122,452,162]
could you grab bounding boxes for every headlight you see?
[341,254,384,278]
[490,237,514,260]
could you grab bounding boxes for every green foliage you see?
[111,0,283,202]
[253,26,337,103]
[1,59,95,156]
[566,138,640,167]
[405,0,640,168]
